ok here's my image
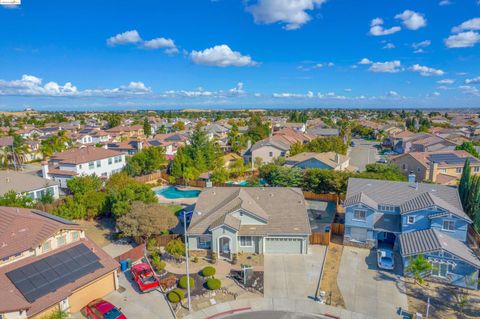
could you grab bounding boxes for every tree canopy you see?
[455,142,480,158]
[124,146,166,177]
[289,136,348,156]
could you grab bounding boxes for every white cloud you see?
[431,91,441,96]
[445,31,480,48]
[465,76,480,84]
[246,0,327,30]
[439,0,452,5]
[0,74,151,97]
[190,45,257,67]
[358,58,373,65]
[409,64,445,76]
[459,85,480,95]
[395,10,427,30]
[107,30,142,46]
[437,79,455,84]
[452,18,480,33]
[387,90,399,97]
[383,43,395,49]
[412,40,431,49]
[369,18,401,36]
[369,60,402,73]
[142,37,179,54]
[229,82,246,95]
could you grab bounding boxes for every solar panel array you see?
[32,210,78,225]
[6,244,103,302]
[428,153,480,165]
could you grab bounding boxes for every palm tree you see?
[406,254,432,285]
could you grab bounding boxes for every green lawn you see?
[159,203,183,216]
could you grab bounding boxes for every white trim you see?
[238,236,253,247]
[407,216,415,224]
[217,235,232,261]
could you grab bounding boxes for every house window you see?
[198,237,211,249]
[442,220,455,231]
[353,209,366,221]
[239,236,253,247]
[269,152,273,157]
[88,162,94,169]
[108,158,113,165]
[402,164,406,170]
[57,236,66,247]
[379,205,395,212]
[42,241,51,253]
[431,261,450,278]
[474,167,480,173]
[72,231,80,241]
[456,167,462,174]
[79,164,82,169]
[96,160,101,168]
[407,216,415,224]
[440,168,447,173]
[417,167,421,172]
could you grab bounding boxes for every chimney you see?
[41,161,50,179]
[137,140,143,151]
[429,162,439,183]
[408,172,416,183]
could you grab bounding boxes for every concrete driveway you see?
[337,246,408,319]
[264,245,326,300]
[72,272,174,319]
[349,139,379,171]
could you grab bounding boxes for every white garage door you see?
[265,238,303,254]
[351,227,367,242]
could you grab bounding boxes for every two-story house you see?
[187,187,311,258]
[0,207,119,318]
[344,177,480,289]
[42,146,126,188]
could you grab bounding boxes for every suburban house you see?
[0,207,119,318]
[42,146,126,188]
[107,139,149,155]
[0,171,59,200]
[306,126,340,137]
[387,133,457,154]
[187,187,311,258]
[105,125,144,139]
[390,150,480,185]
[285,152,351,171]
[344,177,480,289]
[243,136,290,165]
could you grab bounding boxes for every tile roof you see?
[0,171,58,196]
[0,136,14,147]
[0,207,82,260]
[399,229,480,268]
[189,187,310,236]
[50,146,122,165]
[399,192,468,220]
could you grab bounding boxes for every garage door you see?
[265,238,303,254]
[351,227,367,242]
[68,272,116,313]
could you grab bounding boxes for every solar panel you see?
[6,244,103,303]
[428,153,480,165]
[32,210,78,225]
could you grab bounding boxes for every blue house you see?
[344,177,480,289]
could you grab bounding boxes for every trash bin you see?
[126,258,132,269]
[120,260,128,272]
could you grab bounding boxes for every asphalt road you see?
[349,138,380,172]
[225,311,325,319]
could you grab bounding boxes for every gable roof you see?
[399,192,469,220]
[251,137,290,152]
[399,229,480,268]
[286,152,348,169]
[0,171,58,196]
[189,187,310,236]
[50,146,122,165]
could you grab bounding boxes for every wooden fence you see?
[114,243,145,263]
[310,232,331,245]
[302,191,345,203]
[133,171,169,184]
[152,234,183,247]
[331,223,345,235]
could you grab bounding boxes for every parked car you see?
[377,158,388,164]
[350,141,356,147]
[377,248,395,270]
[131,262,159,292]
[83,299,126,319]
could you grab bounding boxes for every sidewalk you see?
[183,297,376,319]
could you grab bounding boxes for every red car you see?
[83,299,126,319]
[130,262,159,292]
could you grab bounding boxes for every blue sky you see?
[0,0,480,110]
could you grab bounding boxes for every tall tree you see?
[459,158,471,207]
[143,118,152,136]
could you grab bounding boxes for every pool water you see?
[226,179,267,186]
[156,186,201,199]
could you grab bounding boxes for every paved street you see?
[72,272,174,319]
[264,245,326,300]
[337,246,408,319]
[349,139,379,172]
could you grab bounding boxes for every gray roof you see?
[306,127,339,136]
[0,171,58,196]
[374,213,400,233]
[251,137,290,152]
[345,178,468,220]
[189,187,311,236]
[399,229,480,268]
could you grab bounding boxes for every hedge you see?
[202,266,216,277]
[179,275,195,289]
[206,278,221,290]
[167,289,185,303]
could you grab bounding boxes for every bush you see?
[206,278,221,290]
[151,253,166,271]
[192,256,199,263]
[147,238,157,253]
[167,289,185,303]
[202,266,216,277]
[165,239,186,258]
[179,275,195,289]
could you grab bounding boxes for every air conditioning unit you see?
[414,313,423,319]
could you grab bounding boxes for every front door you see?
[219,237,231,259]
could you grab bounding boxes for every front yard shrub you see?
[211,252,217,264]
[206,278,221,290]
[147,238,157,253]
[202,266,216,277]
[151,253,166,271]
[159,275,177,290]
[179,275,195,289]
[167,289,185,303]
[166,239,186,258]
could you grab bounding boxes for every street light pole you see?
[183,211,192,312]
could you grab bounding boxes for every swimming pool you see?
[225,179,268,187]
[155,186,201,199]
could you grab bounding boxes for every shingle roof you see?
[345,178,466,219]
[251,137,290,152]
[285,152,348,169]
[399,229,480,268]
[209,214,241,231]
[189,187,310,236]
[0,171,58,196]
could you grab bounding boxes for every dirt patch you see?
[235,253,264,269]
[76,218,116,247]
[319,237,345,308]
[406,280,480,318]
